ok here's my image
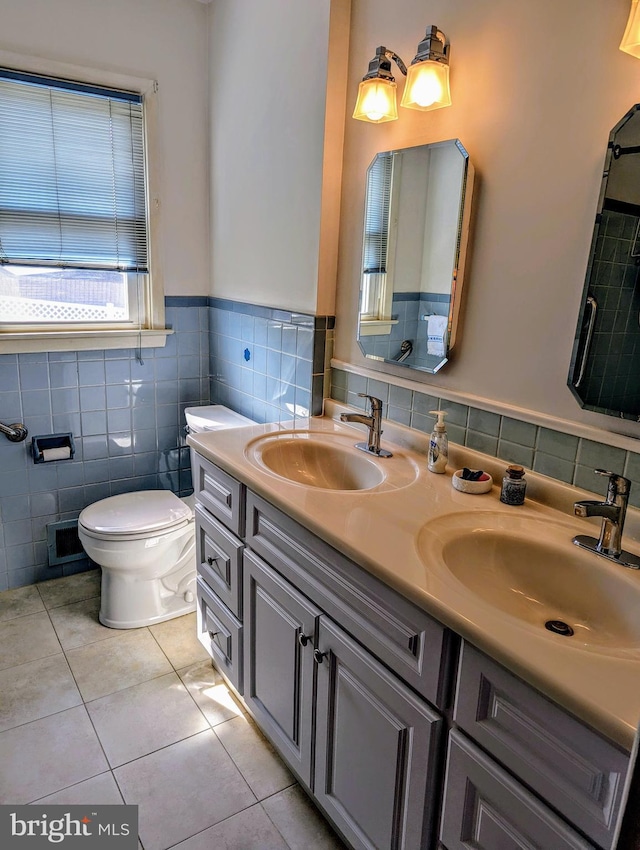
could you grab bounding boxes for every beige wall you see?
[335,0,640,440]
[0,0,210,297]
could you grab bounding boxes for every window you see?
[359,151,398,335]
[0,55,167,353]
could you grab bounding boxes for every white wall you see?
[0,0,210,297]
[335,0,640,440]
[207,0,349,315]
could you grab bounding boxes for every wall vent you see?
[47,520,85,566]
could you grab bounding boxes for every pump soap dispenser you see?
[428,410,448,473]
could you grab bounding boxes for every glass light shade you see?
[353,78,398,123]
[620,0,640,57]
[400,60,451,111]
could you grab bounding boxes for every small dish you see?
[452,469,493,494]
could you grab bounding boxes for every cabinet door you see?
[314,616,443,850]
[243,549,320,787]
[440,730,595,850]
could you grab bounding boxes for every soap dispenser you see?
[428,410,448,473]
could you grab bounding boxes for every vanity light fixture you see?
[620,0,640,57]
[353,25,451,123]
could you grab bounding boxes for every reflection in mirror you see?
[357,139,474,374]
[569,105,640,420]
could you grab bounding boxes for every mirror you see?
[357,138,474,373]
[569,105,640,420]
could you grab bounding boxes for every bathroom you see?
[2,0,640,847]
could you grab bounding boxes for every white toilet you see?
[78,405,255,629]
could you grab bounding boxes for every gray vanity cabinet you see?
[440,730,595,850]
[242,548,320,785]
[450,642,628,850]
[314,616,443,850]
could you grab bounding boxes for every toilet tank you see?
[184,405,255,434]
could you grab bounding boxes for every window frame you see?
[0,48,168,354]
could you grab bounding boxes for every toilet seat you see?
[79,491,193,540]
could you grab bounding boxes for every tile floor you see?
[0,570,347,850]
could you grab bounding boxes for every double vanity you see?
[187,403,640,850]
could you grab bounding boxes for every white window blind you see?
[0,69,148,272]
[363,152,393,274]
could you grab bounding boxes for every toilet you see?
[78,405,256,629]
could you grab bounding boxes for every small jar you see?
[500,464,527,506]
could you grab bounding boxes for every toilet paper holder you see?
[32,433,75,463]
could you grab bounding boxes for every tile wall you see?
[0,297,332,590]
[331,367,640,508]
[571,208,640,417]
[208,298,333,423]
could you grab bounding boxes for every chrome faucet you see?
[339,393,392,458]
[573,469,640,569]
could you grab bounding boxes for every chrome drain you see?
[545,619,574,637]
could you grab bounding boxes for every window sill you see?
[358,319,399,336]
[0,328,173,355]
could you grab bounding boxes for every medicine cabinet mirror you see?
[356,138,474,374]
[569,104,640,420]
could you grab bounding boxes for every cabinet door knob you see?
[313,648,327,664]
[298,633,311,647]
[208,630,218,640]
[206,556,217,566]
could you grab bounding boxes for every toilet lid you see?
[79,491,192,536]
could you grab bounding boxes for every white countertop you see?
[187,403,640,752]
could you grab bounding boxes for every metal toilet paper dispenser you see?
[32,433,75,463]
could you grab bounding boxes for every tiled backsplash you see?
[331,367,640,509]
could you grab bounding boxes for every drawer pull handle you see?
[208,630,218,640]
[298,633,312,647]
[206,556,218,566]
[313,648,327,664]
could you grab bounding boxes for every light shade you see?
[620,0,640,57]
[353,78,398,123]
[400,27,451,113]
[400,60,451,111]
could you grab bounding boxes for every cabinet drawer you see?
[195,504,244,617]
[246,490,454,709]
[454,642,628,850]
[191,451,245,537]
[441,729,595,850]
[196,577,243,694]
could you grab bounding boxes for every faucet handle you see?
[357,393,382,412]
[594,469,630,497]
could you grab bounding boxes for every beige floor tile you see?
[0,705,109,804]
[114,729,256,850]
[33,772,124,804]
[176,803,289,850]
[0,585,45,622]
[262,785,347,850]
[0,611,61,671]
[86,672,209,767]
[65,629,173,701]
[215,714,294,801]
[149,612,209,669]
[0,653,82,732]
[177,660,245,727]
[48,596,117,650]
[37,569,101,610]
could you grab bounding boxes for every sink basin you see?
[245,430,418,491]
[417,511,640,655]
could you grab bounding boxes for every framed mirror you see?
[569,105,640,420]
[357,138,474,373]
